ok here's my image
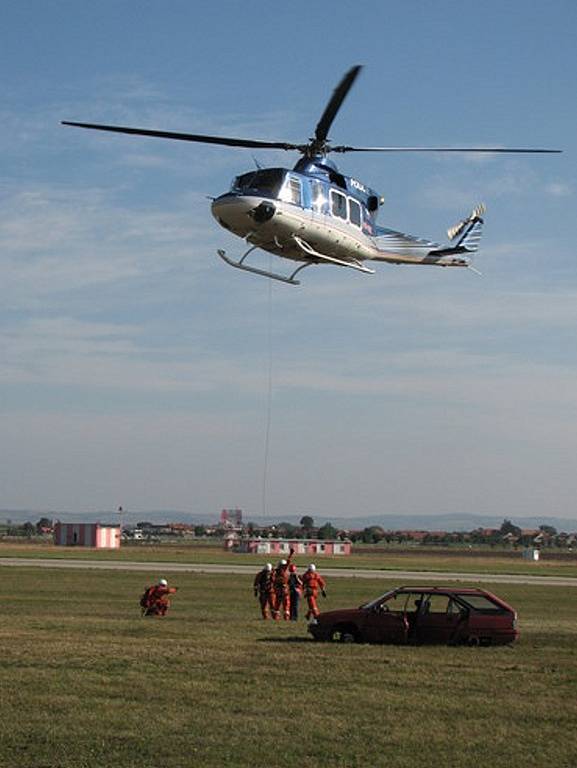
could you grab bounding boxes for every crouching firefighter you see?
[253,562,275,619]
[140,578,178,617]
[273,548,295,621]
[301,564,326,620]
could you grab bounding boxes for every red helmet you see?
[289,564,297,572]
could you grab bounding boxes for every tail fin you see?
[447,203,485,252]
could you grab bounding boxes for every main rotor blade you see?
[61,121,305,151]
[315,65,363,144]
[331,145,562,154]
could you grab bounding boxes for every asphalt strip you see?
[1,557,576,587]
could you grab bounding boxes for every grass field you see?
[2,542,577,578]
[1,565,576,767]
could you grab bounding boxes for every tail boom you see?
[372,203,485,269]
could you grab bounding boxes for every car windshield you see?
[361,590,397,610]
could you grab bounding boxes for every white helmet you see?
[308,564,316,572]
[265,563,272,572]
[159,578,168,586]
[279,559,287,566]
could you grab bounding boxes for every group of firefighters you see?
[253,549,327,621]
[139,549,327,621]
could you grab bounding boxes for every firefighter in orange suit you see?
[301,564,326,620]
[140,578,178,617]
[273,548,295,620]
[288,563,303,621]
[253,563,275,619]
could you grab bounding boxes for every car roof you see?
[397,586,490,595]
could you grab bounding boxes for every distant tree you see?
[299,515,314,530]
[277,522,297,537]
[539,524,557,536]
[22,521,35,538]
[194,525,206,537]
[317,522,338,540]
[361,526,385,544]
[500,519,521,537]
[36,517,53,533]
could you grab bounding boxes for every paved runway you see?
[1,557,576,586]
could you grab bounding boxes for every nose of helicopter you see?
[211,194,267,236]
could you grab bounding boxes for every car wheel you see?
[329,625,359,643]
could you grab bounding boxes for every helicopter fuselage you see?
[211,159,471,274]
[212,162,374,263]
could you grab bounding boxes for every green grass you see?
[2,542,577,578]
[1,567,576,767]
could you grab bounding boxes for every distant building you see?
[226,536,352,556]
[54,522,121,549]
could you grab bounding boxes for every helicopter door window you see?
[348,198,362,228]
[331,190,347,220]
[279,176,302,206]
[311,181,327,212]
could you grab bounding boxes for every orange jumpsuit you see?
[253,568,275,619]
[141,584,178,616]
[301,571,326,619]
[273,551,294,620]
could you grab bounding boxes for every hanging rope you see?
[261,264,274,518]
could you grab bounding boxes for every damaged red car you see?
[308,585,519,646]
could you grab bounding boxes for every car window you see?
[379,592,410,613]
[458,594,503,612]
[447,598,467,615]
[424,594,452,614]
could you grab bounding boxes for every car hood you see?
[316,607,364,624]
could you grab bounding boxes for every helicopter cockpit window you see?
[232,169,285,196]
[349,199,362,227]
[279,176,302,206]
[331,190,347,220]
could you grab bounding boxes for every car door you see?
[414,594,466,644]
[362,592,410,644]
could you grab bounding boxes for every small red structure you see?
[220,509,243,528]
[54,522,121,549]
[227,537,352,556]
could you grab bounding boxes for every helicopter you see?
[63,66,560,286]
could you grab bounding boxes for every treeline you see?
[0,517,54,538]
[349,519,575,548]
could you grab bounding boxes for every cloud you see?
[417,162,572,212]
[545,181,573,197]
[0,181,216,308]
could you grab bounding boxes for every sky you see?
[1,1,576,522]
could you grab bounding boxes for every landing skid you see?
[292,236,375,275]
[217,247,311,286]
[218,236,375,286]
